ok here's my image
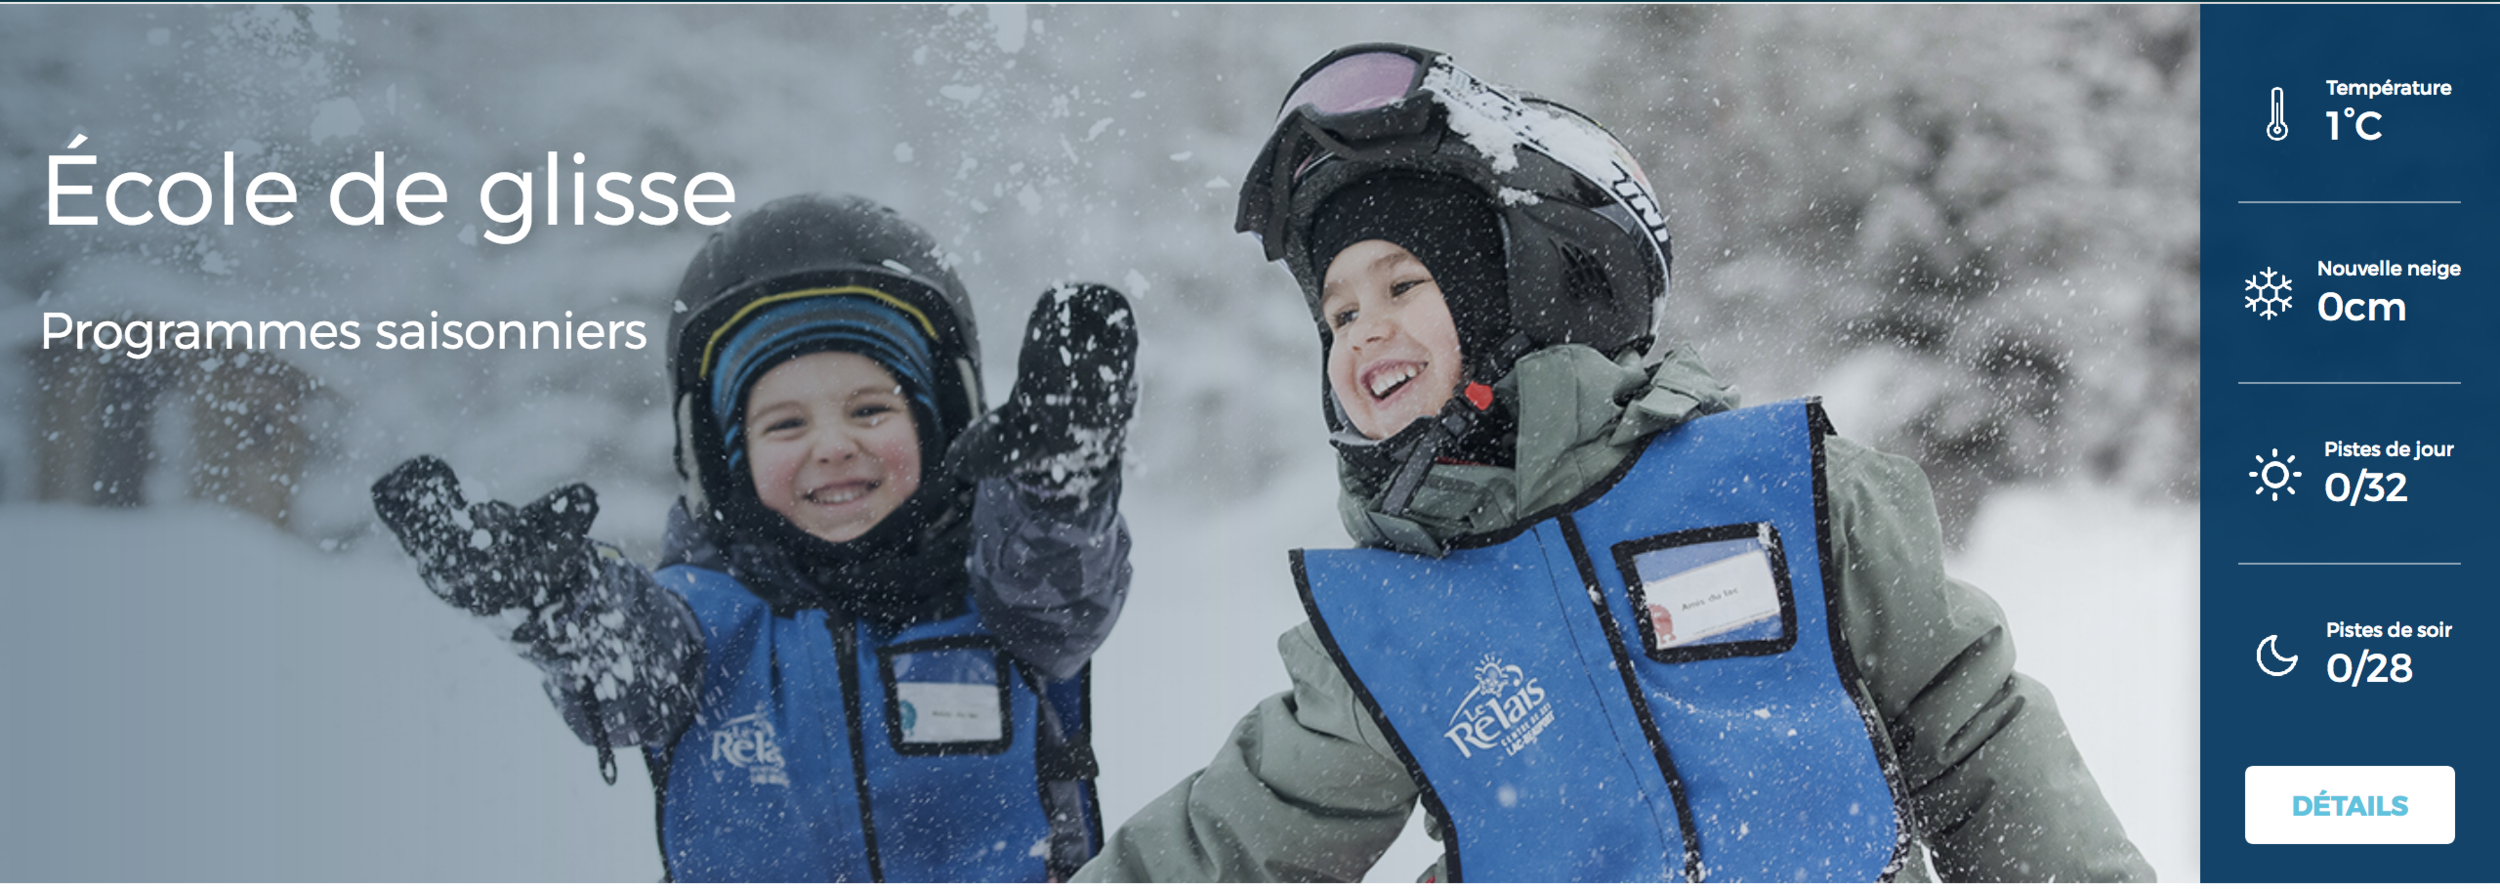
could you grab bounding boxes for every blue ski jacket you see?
[652,563,1096,881]
[496,476,1130,881]
[1297,400,1902,881]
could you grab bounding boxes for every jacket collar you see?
[660,496,972,627]
[1337,344,1740,556]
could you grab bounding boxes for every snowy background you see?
[0,5,2199,882]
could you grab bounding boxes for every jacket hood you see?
[1338,344,1739,555]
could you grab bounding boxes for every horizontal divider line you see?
[2234,200,2462,204]
[2237,381,2460,385]
[2237,562,2461,566]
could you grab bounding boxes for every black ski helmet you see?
[1238,44,1673,380]
[666,194,985,521]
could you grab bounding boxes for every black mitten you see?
[371,455,600,617]
[948,283,1139,498]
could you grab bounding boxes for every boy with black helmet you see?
[1075,45,2151,883]
[372,193,1138,881]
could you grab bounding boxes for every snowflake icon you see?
[2244,268,2295,319]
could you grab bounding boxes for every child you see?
[1075,45,2152,882]
[372,194,1137,882]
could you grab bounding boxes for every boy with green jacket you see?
[1074,44,2151,883]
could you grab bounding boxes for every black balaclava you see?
[1307,173,1512,379]
[1305,172,1517,468]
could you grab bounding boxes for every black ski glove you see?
[947,283,1139,500]
[371,455,600,617]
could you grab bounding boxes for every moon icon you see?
[2256,634,2299,677]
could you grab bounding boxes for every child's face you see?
[1321,239,1466,440]
[743,351,923,543]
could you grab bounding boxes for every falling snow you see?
[0,6,2197,882]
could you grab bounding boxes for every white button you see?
[2245,766,2454,844]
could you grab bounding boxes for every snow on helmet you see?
[1238,44,1673,371]
[665,194,985,521]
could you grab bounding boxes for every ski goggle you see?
[1273,45,1440,132]
[1237,44,1454,254]
[1238,45,1622,255]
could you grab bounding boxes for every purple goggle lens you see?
[1277,52,1424,121]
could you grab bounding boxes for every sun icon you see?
[2250,448,2301,501]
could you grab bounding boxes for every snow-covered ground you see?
[1947,485,2200,882]
[0,477,2196,881]
[0,503,657,881]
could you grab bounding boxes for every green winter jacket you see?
[1074,346,2154,883]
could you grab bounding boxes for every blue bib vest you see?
[650,565,1097,882]
[1296,399,1909,882]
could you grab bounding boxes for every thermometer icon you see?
[2267,87,2289,141]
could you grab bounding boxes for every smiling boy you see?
[1074,45,2152,883]
[374,194,1140,881]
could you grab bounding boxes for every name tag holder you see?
[1610,521,1799,664]
[879,636,1013,755]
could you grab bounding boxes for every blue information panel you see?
[2204,5,2498,880]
